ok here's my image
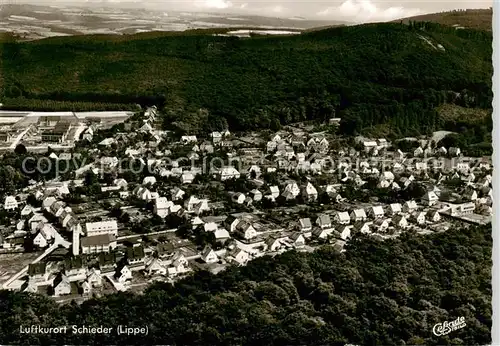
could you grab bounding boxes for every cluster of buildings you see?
[0,107,492,300]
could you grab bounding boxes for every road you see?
[9,124,32,149]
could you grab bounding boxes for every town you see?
[0,106,492,303]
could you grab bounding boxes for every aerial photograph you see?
[0,0,493,344]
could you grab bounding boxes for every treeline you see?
[0,225,491,345]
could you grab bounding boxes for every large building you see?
[41,122,72,143]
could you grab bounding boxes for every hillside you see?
[0,22,493,138]
[0,225,492,345]
[396,9,492,31]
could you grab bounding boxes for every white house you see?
[171,187,185,201]
[350,209,367,222]
[53,274,71,297]
[427,210,441,223]
[403,200,418,214]
[4,196,18,211]
[201,246,218,263]
[422,191,439,206]
[301,182,318,202]
[392,215,408,229]
[181,172,195,184]
[334,212,350,225]
[339,225,352,241]
[235,221,257,240]
[412,211,426,225]
[181,135,198,144]
[154,197,173,218]
[115,265,133,283]
[413,147,424,157]
[143,176,157,186]
[218,167,241,181]
[299,218,312,232]
[33,232,48,248]
[369,206,385,219]
[316,214,332,229]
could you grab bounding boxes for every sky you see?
[20,0,493,23]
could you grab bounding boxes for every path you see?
[2,231,71,290]
[9,124,32,149]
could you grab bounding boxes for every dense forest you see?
[0,225,491,345]
[0,22,492,139]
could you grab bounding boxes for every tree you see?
[14,144,27,155]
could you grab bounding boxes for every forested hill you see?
[0,226,491,345]
[1,22,492,138]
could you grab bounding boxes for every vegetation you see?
[1,22,492,139]
[0,225,491,345]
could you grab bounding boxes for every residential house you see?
[301,182,318,202]
[413,147,424,157]
[247,165,262,179]
[338,225,352,241]
[33,232,48,248]
[427,210,441,223]
[4,196,18,211]
[403,200,418,214]
[218,167,241,181]
[249,189,263,202]
[392,215,408,229]
[53,274,71,297]
[86,268,102,287]
[266,236,287,252]
[386,203,402,216]
[313,228,333,240]
[155,197,173,218]
[267,186,280,201]
[235,221,257,240]
[316,214,332,229]
[422,191,439,206]
[181,172,195,184]
[369,206,385,219]
[374,218,390,232]
[350,209,367,222]
[289,233,306,247]
[227,247,250,266]
[334,211,350,225]
[85,220,118,237]
[64,256,86,278]
[114,265,133,283]
[283,182,300,199]
[299,218,312,232]
[126,246,146,270]
[181,135,198,144]
[231,192,246,205]
[201,246,218,264]
[411,211,426,225]
[171,187,186,201]
[354,221,371,234]
[143,176,157,186]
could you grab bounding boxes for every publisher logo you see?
[433,316,466,336]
